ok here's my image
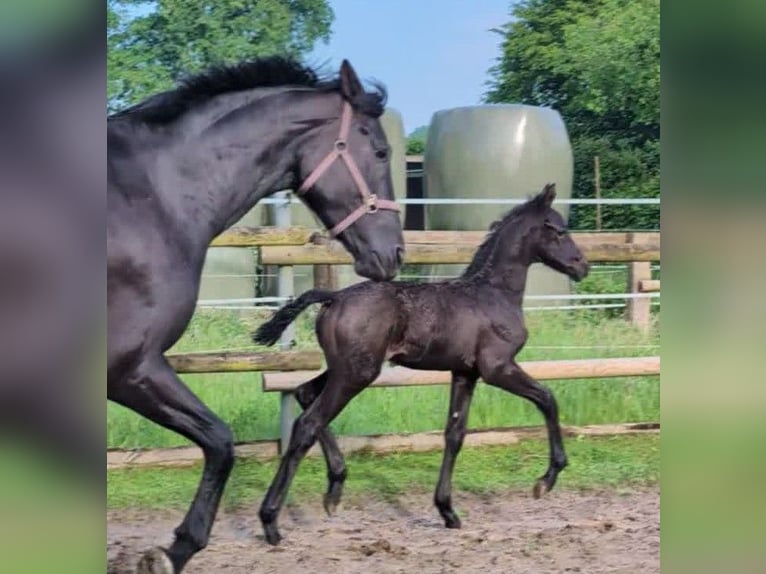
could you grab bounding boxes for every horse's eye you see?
[375,148,388,160]
[359,126,370,136]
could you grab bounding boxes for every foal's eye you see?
[359,126,370,136]
[545,221,566,235]
[375,148,389,160]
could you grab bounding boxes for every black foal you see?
[254,184,589,544]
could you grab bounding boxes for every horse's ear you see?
[339,59,364,103]
[533,183,556,211]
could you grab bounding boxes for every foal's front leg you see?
[479,356,567,498]
[434,371,477,528]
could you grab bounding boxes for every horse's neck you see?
[152,90,323,249]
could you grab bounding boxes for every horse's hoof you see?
[532,478,549,499]
[136,547,174,574]
[263,525,283,546]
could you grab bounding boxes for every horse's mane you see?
[109,55,387,125]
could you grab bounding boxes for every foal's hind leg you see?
[479,356,567,498]
[294,371,348,515]
[434,371,477,528]
[108,355,234,574]
[259,370,371,545]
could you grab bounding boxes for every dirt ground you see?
[108,486,659,574]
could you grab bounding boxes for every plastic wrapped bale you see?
[424,104,574,306]
[260,107,407,296]
[198,205,266,303]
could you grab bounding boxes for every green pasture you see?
[107,296,659,450]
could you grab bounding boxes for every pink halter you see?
[297,101,400,238]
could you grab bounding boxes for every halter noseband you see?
[296,101,400,238]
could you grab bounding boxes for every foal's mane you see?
[460,194,544,279]
[109,55,387,125]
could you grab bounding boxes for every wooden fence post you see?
[274,192,298,454]
[311,234,338,290]
[625,233,652,333]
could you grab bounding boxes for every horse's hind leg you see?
[259,369,371,545]
[479,356,567,498]
[294,371,348,515]
[108,355,234,574]
[434,371,477,528]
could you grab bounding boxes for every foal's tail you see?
[252,289,335,346]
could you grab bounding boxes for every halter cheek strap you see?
[296,101,400,238]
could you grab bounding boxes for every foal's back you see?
[315,279,526,374]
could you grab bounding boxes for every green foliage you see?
[486,0,660,230]
[107,0,334,110]
[406,125,429,155]
[569,136,659,230]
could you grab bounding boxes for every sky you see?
[120,0,514,134]
[310,0,513,134]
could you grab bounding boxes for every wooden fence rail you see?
[639,279,661,292]
[167,350,323,373]
[260,240,659,265]
[261,356,660,451]
[210,227,660,264]
[211,227,660,250]
[107,421,660,469]
[262,356,661,391]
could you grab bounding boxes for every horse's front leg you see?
[434,371,477,528]
[108,355,235,573]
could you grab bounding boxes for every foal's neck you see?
[472,222,534,304]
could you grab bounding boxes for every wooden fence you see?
[108,422,659,469]
[106,226,661,468]
[212,226,660,328]
[211,227,660,262]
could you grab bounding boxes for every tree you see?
[406,125,429,155]
[486,0,659,230]
[108,0,334,110]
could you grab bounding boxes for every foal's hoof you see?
[136,547,174,574]
[263,525,283,546]
[323,493,340,517]
[532,478,550,499]
[444,515,462,529]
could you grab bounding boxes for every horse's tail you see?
[252,289,335,346]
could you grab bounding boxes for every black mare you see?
[254,184,590,545]
[108,57,404,574]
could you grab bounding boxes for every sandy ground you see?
[108,486,659,574]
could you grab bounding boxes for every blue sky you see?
[121,1,514,133]
[311,0,513,133]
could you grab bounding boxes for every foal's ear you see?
[339,59,365,103]
[533,183,556,211]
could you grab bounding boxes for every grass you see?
[107,304,659,449]
[107,433,659,510]
[106,264,661,514]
